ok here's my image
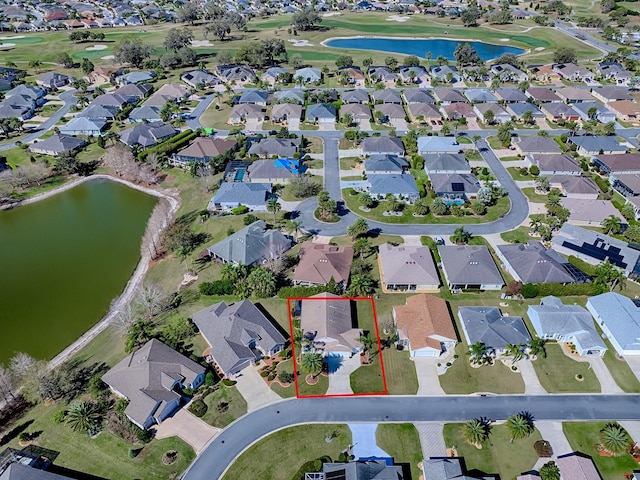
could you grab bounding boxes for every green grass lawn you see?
[200,386,247,429]
[381,347,418,395]
[443,423,543,480]
[599,333,640,393]
[500,227,534,244]
[298,372,329,397]
[280,175,323,202]
[376,424,423,480]
[222,424,351,480]
[563,422,639,480]
[531,343,600,393]
[507,167,533,181]
[199,102,236,131]
[350,352,386,394]
[340,157,361,170]
[271,358,297,398]
[521,187,550,204]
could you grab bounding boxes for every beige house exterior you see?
[378,244,440,293]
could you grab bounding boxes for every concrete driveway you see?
[413,357,445,396]
[623,356,640,382]
[288,118,301,130]
[154,408,220,455]
[234,365,282,411]
[391,118,409,132]
[319,122,336,131]
[245,119,263,131]
[359,119,372,130]
[326,355,360,395]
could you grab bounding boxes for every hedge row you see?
[521,282,595,298]
[137,129,197,162]
[277,285,339,299]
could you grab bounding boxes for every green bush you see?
[222,379,236,387]
[205,372,216,386]
[521,282,594,298]
[593,175,611,193]
[521,283,540,298]
[199,279,234,295]
[53,410,66,424]
[290,460,323,480]
[277,285,339,298]
[529,165,540,176]
[231,205,249,215]
[137,129,197,162]
[188,398,208,418]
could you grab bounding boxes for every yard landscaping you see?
[381,347,419,395]
[221,424,351,480]
[531,343,600,393]
[200,386,247,429]
[521,187,550,204]
[443,423,543,480]
[563,422,639,479]
[500,227,535,244]
[507,167,534,182]
[600,340,640,393]
[376,424,423,480]
[350,353,386,394]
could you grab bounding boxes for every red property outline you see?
[286,296,388,398]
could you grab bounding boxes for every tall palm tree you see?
[425,51,432,67]
[300,353,324,377]
[468,341,489,365]
[462,418,491,446]
[506,412,534,442]
[266,197,281,223]
[287,219,302,242]
[504,343,525,363]
[602,214,622,235]
[527,337,547,358]
[599,423,631,456]
[360,332,376,353]
[66,401,102,433]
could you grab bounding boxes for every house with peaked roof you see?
[368,66,397,85]
[591,86,632,103]
[0,463,76,480]
[374,103,406,123]
[464,88,498,104]
[364,154,408,174]
[562,198,624,226]
[29,135,86,157]
[556,87,594,103]
[557,453,602,480]
[553,63,594,83]
[372,89,402,104]
[116,71,155,85]
[421,457,485,480]
[206,220,291,266]
[423,153,470,174]
[368,173,419,203]
[294,243,354,288]
[78,104,117,121]
[438,245,504,291]
[458,306,531,353]
[101,339,205,429]
[294,67,322,84]
[430,65,460,83]
[36,72,73,89]
[494,87,528,103]
[527,153,581,175]
[491,64,527,83]
[341,89,370,104]
[338,67,366,87]
[173,137,236,165]
[528,296,606,356]
[192,300,285,377]
[417,136,461,154]
[247,159,305,183]
[271,103,303,124]
[496,241,587,285]
[606,100,640,122]
[378,242,439,293]
[592,153,640,175]
[228,104,264,123]
[128,105,163,123]
[209,182,273,212]
[407,103,442,124]
[441,102,476,120]
[513,136,562,156]
[403,89,435,104]
[238,90,269,106]
[308,460,404,480]
[261,67,290,85]
[362,137,405,156]
[59,117,107,136]
[433,88,466,104]
[306,103,336,124]
[275,89,305,104]
[248,137,300,158]
[341,103,373,123]
[568,136,626,156]
[393,294,456,357]
[119,122,177,148]
[217,65,257,85]
[430,173,481,202]
[399,66,429,85]
[571,102,617,124]
[526,87,562,103]
[299,293,361,356]
[181,70,220,88]
[541,102,581,122]
[587,292,640,355]
[474,103,511,124]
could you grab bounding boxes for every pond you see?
[324,37,524,61]
[0,179,157,365]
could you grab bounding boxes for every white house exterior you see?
[587,292,640,356]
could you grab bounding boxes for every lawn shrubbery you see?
[188,399,208,418]
[199,280,234,295]
[521,282,595,298]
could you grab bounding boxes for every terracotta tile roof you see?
[393,294,457,351]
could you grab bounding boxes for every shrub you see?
[134,425,154,444]
[267,373,276,381]
[593,175,610,194]
[199,279,234,295]
[222,379,236,387]
[396,344,404,351]
[53,410,66,424]
[529,165,540,176]
[188,399,208,418]
[243,214,259,225]
[278,285,339,298]
[521,283,540,298]
[128,448,140,458]
[278,372,295,384]
[576,374,583,380]
[260,370,270,377]
[231,205,249,215]
[205,372,216,387]
[114,397,129,415]
[535,282,594,297]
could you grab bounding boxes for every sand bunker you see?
[288,39,313,47]
[500,38,510,42]
[0,35,25,40]
[535,47,545,51]
[0,43,16,49]
[322,12,341,17]
[387,15,410,22]
[101,55,115,60]
[86,44,108,51]
[191,39,213,47]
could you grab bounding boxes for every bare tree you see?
[0,364,16,403]
[102,144,133,177]
[136,283,163,319]
[114,304,136,334]
[141,199,172,259]
[10,352,36,380]
[11,163,50,189]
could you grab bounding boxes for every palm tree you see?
[599,423,631,456]
[347,274,374,297]
[602,214,622,235]
[5,61,17,69]
[506,412,534,441]
[539,461,561,480]
[359,192,374,208]
[287,219,302,242]
[425,51,432,67]
[300,353,324,378]
[462,418,491,446]
[504,343,525,363]
[28,60,42,74]
[451,226,471,244]
[432,197,448,216]
[353,237,372,259]
[66,401,102,433]
[468,341,489,365]
[347,218,369,241]
[527,337,547,358]
[360,332,377,353]
[266,197,281,223]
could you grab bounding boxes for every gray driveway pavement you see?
[234,365,282,411]
[414,357,445,396]
[154,408,220,455]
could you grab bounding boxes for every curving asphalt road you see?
[0,89,77,151]
[183,394,640,480]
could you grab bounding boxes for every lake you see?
[0,179,156,365]
[324,37,524,61]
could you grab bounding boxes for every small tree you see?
[539,461,561,480]
[462,418,491,446]
[599,423,631,456]
[266,197,281,223]
[451,226,471,244]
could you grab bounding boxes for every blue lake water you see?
[324,37,524,61]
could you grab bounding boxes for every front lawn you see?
[200,386,248,429]
[563,422,638,479]
[222,424,352,480]
[382,347,418,395]
[507,167,533,181]
[298,372,329,397]
[376,424,423,480]
[601,339,640,393]
[443,423,543,480]
[521,187,550,204]
[270,358,297,398]
[531,343,600,393]
[500,227,535,244]
[350,353,386,394]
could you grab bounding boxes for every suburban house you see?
[246,159,305,183]
[117,83,153,102]
[562,198,625,226]
[429,173,481,202]
[507,103,546,121]
[270,103,303,124]
[36,72,73,89]
[238,89,269,106]
[496,241,588,285]
[591,86,632,103]
[119,122,177,148]
[587,292,640,356]
[552,63,594,83]
[181,69,220,88]
[423,153,470,174]
[432,88,466,104]
[556,454,603,480]
[372,89,403,104]
[116,70,155,85]
[407,103,442,123]
[548,175,600,199]
[527,154,581,175]
[217,64,257,85]
[458,307,531,354]
[364,154,409,174]
[393,294,456,357]
[417,136,461,154]
[341,103,373,123]
[403,89,435,104]
[362,137,405,156]
[556,87,594,103]
[526,87,562,103]
[29,135,86,157]
[205,220,292,266]
[464,88,498,104]
[430,65,461,83]
[260,67,289,85]
[338,67,366,87]
[172,137,236,165]
[491,64,528,83]
[248,137,300,158]
[541,102,580,122]
[438,245,504,291]
[309,460,404,480]
[571,102,617,124]
[527,296,607,356]
[612,173,640,197]
[341,89,370,104]
[192,300,285,377]
[494,87,528,103]
[474,103,511,124]
[379,244,440,292]
[421,458,485,480]
[208,182,273,212]
[0,463,77,480]
[441,102,477,120]
[552,223,640,277]
[568,136,627,156]
[305,103,336,124]
[598,61,631,85]
[128,105,163,123]
[294,243,354,288]
[399,66,429,85]
[144,84,189,106]
[592,153,640,175]
[374,103,406,123]
[367,173,419,202]
[513,136,562,156]
[299,293,361,356]
[368,66,397,85]
[606,100,640,122]
[58,117,107,136]
[228,104,264,123]
[101,339,205,430]
[275,90,305,104]
[294,67,322,84]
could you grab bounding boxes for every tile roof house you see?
[362,136,405,156]
[592,153,640,175]
[364,154,408,175]
[513,136,562,155]
[552,223,640,276]
[496,241,585,284]
[458,306,531,352]
[372,89,402,104]
[556,453,603,480]
[562,198,625,226]
[527,153,581,175]
[368,173,419,202]
[248,137,300,158]
[247,159,305,183]
[209,182,274,212]
[119,122,177,148]
[423,153,470,174]
[299,293,361,356]
[393,294,456,357]
[429,173,481,202]
[587,292,640,355]
[528,296,606,356]
[341,89,370,104]
[29,135,87,157]
[438,245,504,291]
[192,300,285,377]
[173,137,236,165]
[228,104,264,123]
[568,136,626,157]
[58,117,107,136]
[270,103,303,124]
[293,243,354,287]
[101,339,205,429]
[306,103,337,123]
[379,244,439,292]
[206,220,291,265]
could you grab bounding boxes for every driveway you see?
[153,408,220,454]
[245,119,263,131]
[413,357,445,396]
[359,119,372,131]
[582,356,624,394]
[348,424,391,460]
[319,122,336,131]
[234,365,282,411]
[414,422,447,459]
[534,420,573,464]
[391,118,409,132]
[326,354,360,395]
[288,118,301,130]
[518,360,547,394]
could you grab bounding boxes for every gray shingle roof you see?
[0,463,75,480]
[211,182,271,208]
[305,103,336,121]
[438,245,503,287]
[368,173,419,197]
[364,154,408,173]
[403,89,434,104]
[238,89,269,104]
[515,136,562,154]
[569,136,626,154]
[587,292,640,353]
[191,300,285,376]
[341,89,370,104]
[497,241,576,284]
[430,173,480,195]
[379,244,439,286]
[29,134,86,155]
[458,306,531,349]
[248,137,300,157]
[423,153,470,173]
[372,89,402,104]
[362,136,405,155]
[321,461,404,480]
[119,122,176,147]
